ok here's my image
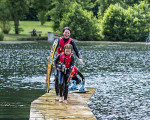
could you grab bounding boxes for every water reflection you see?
[0,41,150,120]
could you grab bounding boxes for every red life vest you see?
[56,37,73,56]
[59,52,73,68]
[72,66,78,77]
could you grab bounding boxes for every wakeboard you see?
[46,38,58,93]
[71,90,89,93]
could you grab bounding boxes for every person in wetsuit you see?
[71,65,85,86]
[56,27,82,63]
[54,44,74,104]
[54,27,84,100]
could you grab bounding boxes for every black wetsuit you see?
[54,54,74,100]
[72,70,85,84]
[56,37,82,59]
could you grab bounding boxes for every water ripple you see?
[1,42,150,119]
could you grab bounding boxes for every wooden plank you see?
[29,87,96,120]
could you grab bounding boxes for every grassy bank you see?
[2,21,54,41]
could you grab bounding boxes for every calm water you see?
[0,41,150,120]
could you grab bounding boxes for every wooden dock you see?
[29,87,96,120]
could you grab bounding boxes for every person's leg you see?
[63,71,70,103]
[58,71,64,102]
[54,69,59,100]
[72,76,81,85]
[69,76,81,90]
[63,81,68,101]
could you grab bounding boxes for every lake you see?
[0,41,150,120]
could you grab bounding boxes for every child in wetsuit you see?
[69,66,85,90]
[54,44,74,104]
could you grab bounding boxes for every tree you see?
[76,0,95,11]
[7,0,28,34]
[47,0,74,31]
[96,0,120,19]
[59,2,100,41]
[126,1,150,41]
[100,2,150,42]
[100,4,127,41]
[31,0,50,25]
[47,0,96,31]
[0,0,11,34]
[96,0,146,19]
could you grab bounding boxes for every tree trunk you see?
[14,20,19,34]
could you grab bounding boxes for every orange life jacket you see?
[56,37,72,56]
[71,66,78,77]
[59,52,73,68]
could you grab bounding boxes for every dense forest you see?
[0,0,150,41]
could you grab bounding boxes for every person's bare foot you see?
[55,96,59,101]
[59,97,63,103]
[63,100,67,104]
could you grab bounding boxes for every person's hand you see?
[79,59,83,64]
[47,56,50,60]
[57,68,61,71]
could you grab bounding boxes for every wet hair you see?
[64,44,73,51]
[62,27,71,33]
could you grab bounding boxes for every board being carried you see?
[46,38,58,93]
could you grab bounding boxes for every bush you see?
[0,22,11,34]
[126,1,150,42]
[100,4,128,41]
[59,2,100,41]
[37,11,47,25]
[0,32,4,41]
[100,2,150,42]
[0,3,11,34]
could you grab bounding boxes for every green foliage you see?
[0,0,11,34]
[31,0,49,25]
[0,32,4,41]
[6,0,29,34]
[47,0,73,31]
[59,2,100,41]
[48,0,96,31]
[31,0,50,11]
[37,11,48,25]
[0,23,11,34]
[17,27,24,34]
[100,2,150,42]
[0,0,149,41]
[96,0,120,19]
[76,0,95,11]
[24,7,38,21]
[100,4,126,41]
[126,1,150,41]
[96,0,148,19]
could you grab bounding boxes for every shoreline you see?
[0,40,149,44]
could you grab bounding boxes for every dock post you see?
[48,32,54,42]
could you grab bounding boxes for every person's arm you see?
[71,41,83,64]
[71,41,81,59]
